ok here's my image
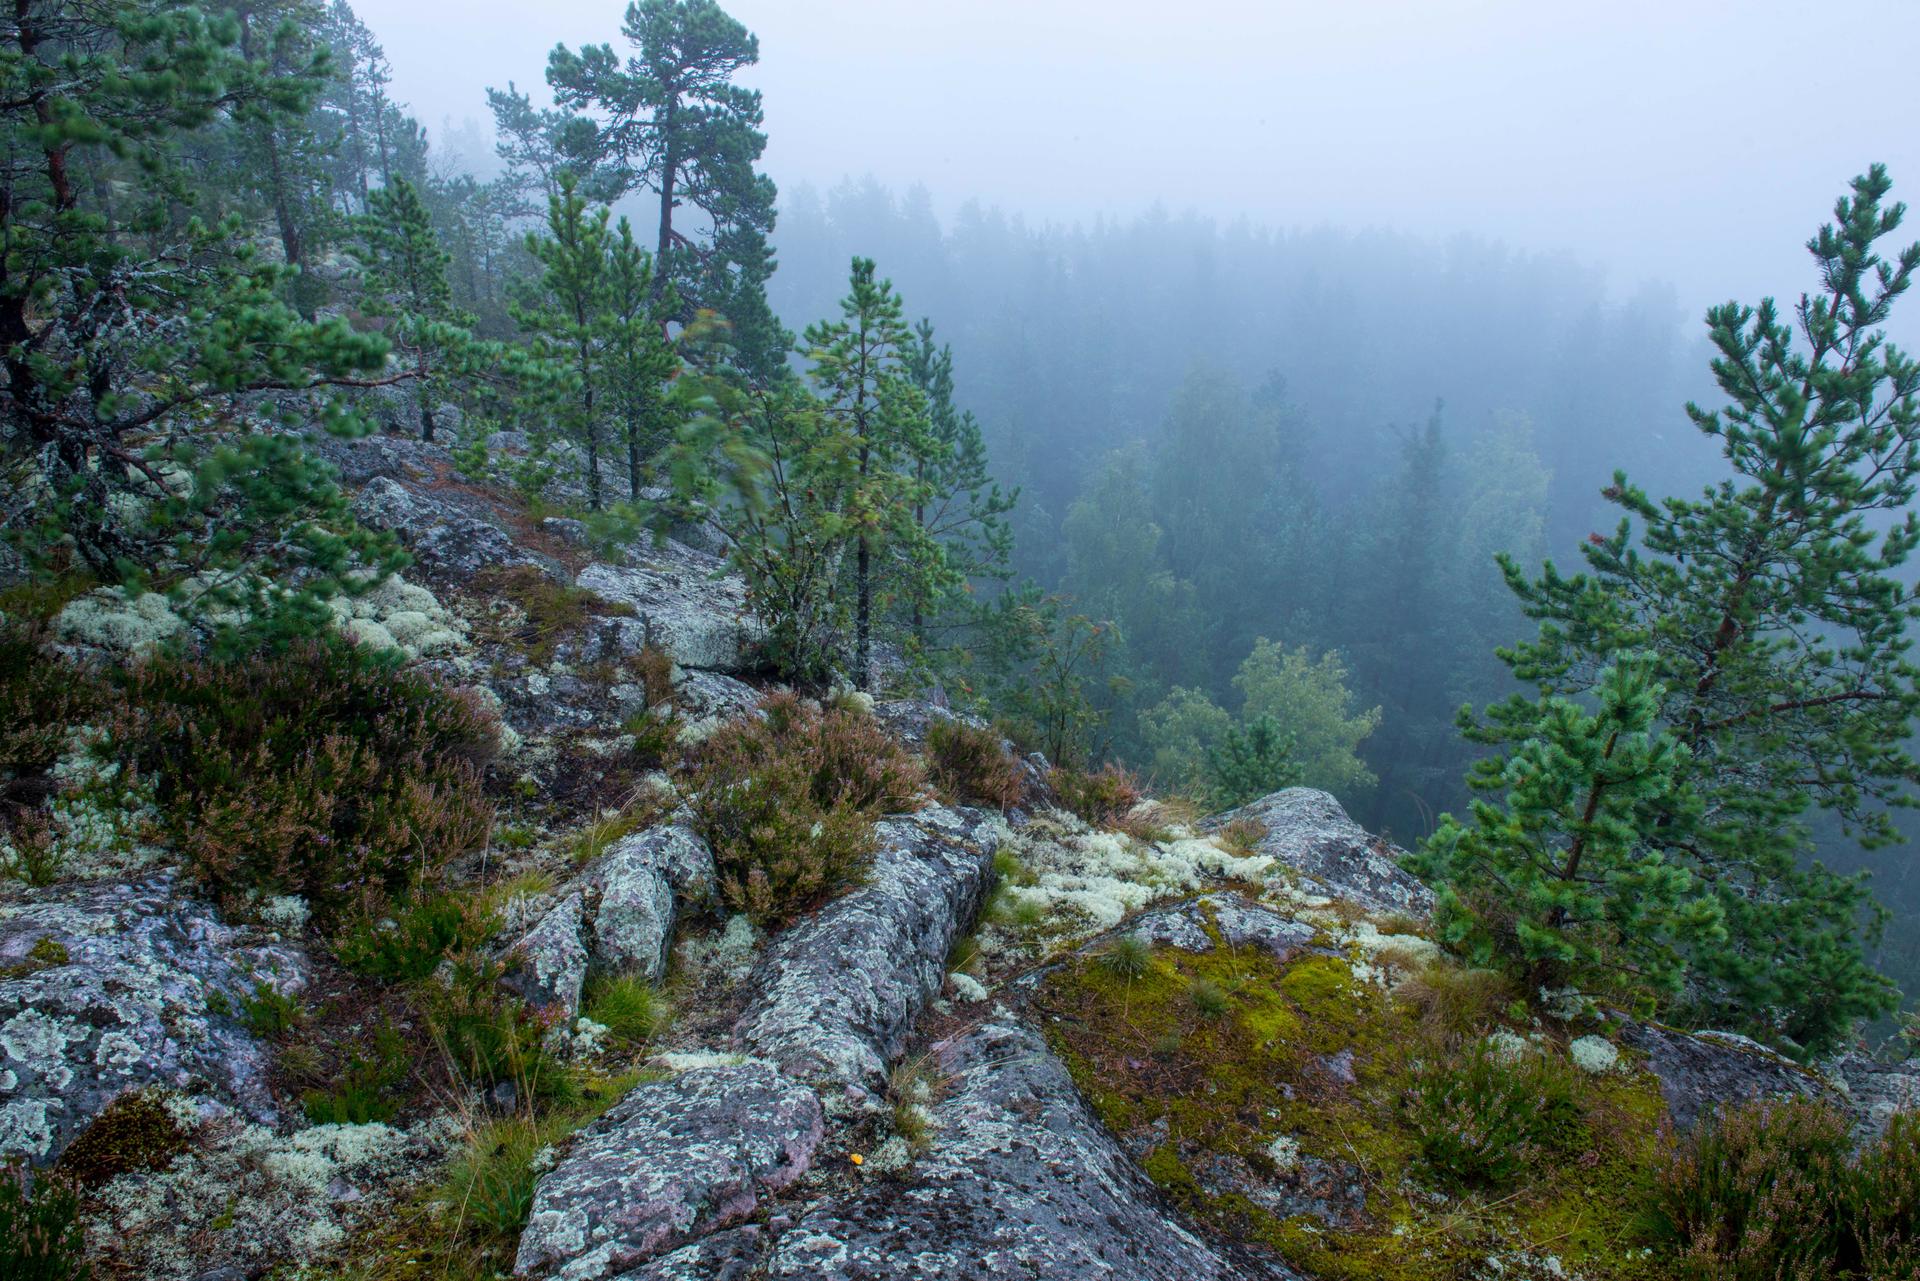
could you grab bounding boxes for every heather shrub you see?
[108,641,497,919]
[337,891,496,981]
[1049,762,1142,827]
[687,692,924,927]
[423,954,566,1098]
[1649,1097,1920,1279]
[0,1165,88,1281]
[925,719,1023,809]
[0,624,104,782]
[301,1022,411,1125]
[1407,1038,1585,1189]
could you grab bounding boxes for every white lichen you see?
[1568,1034,1621,1075]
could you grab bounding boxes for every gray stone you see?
[503,893,588,1018]
[673,669,763,724]
[1211,788,1433,917]
[762,1020,1298,1280]
[732,805,999,1091]
[0,875,303,1165]
[576,552,763,673]
[515,1064,823,1281]
[1831,1053,1920,1141]
[585,825,717,982]
[1621,1022,1829,1131]
[352,475,562,583]
[1129,893,1321,960]
[609,1227,765,1281]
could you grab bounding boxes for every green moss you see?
[54,1088,191,1188]
[1034,923,1674,1280]
[0,936,69,981]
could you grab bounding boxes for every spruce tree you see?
[1433,167,1920,1052]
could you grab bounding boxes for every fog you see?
[361,0,1920,330]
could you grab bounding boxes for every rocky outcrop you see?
[1833,1053,1920,1141]
[1620,1022,1829,1131]
[1214,788,1433,917]
[514,1063,823,1281]
[576,554,762,674]
[762,1020,1300,1280]
[1128,891,1323,959]
[583,824,717,982]
[0,875,304,1164]
[503,893,589,1018]
[732,805,999,1092]
[352,475,564,582]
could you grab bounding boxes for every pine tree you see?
[804,258,938,690]
[1408,657,1723,998]
[515,176,614,511]
[543,0,784,378]
[602,217,682,500]
[1445,167,1920,1052]
[356,177,480,444]
[1204,715,1301,809]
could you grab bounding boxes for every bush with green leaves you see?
[302,1023,412,1126]
[1649,1098,1920,1280]
[106,640,497,920]
[1406,1038,1586,1190]
[686,692,925,926]
[336,892,496,982]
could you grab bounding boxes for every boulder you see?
[515,1064,822,1281]
[732,805,999,1092]
[1212,788,1433,917]
[1126,892,1322,960]
[762,1020,1299,1280]
[503,893,589,1018]
[584,825,717,982]
[1621,1022,1829,1131]
[1832,1053,1920,1140]
[352,476,562,583]
[0,875,304,1165]
[576,552,762,674]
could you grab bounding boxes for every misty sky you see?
[359,0,1920,329]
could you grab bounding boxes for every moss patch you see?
[54,1089,192,1188]
[1034,931,1672,1280]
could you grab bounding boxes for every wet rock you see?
[1621,1022,1829,1131]
[1832,1053,1920,1140]
[515,1064,822,1281]
[762,1020,1298,1280]
[1212,788,1433,917]
[732,805,999,1091]
[576,552,762,673]
[503,893,588,1018]
[584,825,717,982]
[1128,892,1321,960]
[352,476,562,583]
[0,875,303,1165]
[673,669,762,724]
[610,1226,766,1280]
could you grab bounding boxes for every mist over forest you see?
[5,3,1920,1275]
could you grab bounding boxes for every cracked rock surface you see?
[515,1063,823,1281]
[732,804,999,1091]
[583,824,716,982]
[1214,788,1433,916]
[0,874,303,1164]
[761,1019,1301,1281]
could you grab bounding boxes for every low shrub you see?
[238,982,305,1038]
[582,974,664,1047]
[301,1022,412,1125]
[337,892,497,982]
[687,693,925,927]
[0,624,104,783]
[1049,762,1143,827]
[107,641,497,919]
[0,1165,88,1281]
[925,720,1023,809]
[423,955,566,1098]
[1649,1097,1920,1279]
[1407,1038,1586,1189]
[53,1089,190,1189]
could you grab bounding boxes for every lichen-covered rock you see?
[0,875,304,1164]
[584,825,716,981]
[762,1020,1298,1280]
[576,552,762,673]
[732,805,999,1091]
[352,475,562,583]
[1832,1053,1920,1140]
[514,1064,822,1281]
[1129,892,1322,960]
[503,893,588,1018]
[1212,788,1433,916]
[604,1226,766,1280]
[1621,1022,1828,1131]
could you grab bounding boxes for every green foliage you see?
[1649,1098,1920,1279]
[337,892,495,982]
[0,1164,88,1281]
[423,955,567,1097]
[582,975,665,1047]
[301,1023,411,1125]
[108,641,497,919]
[687,692,925,926]
[1408,657,1723,998]
[239,982,305,1038]
[1202,714,1301,809]
[1407,1040,1586,1190]
[977,593,1117,769]
[0,624,104,781]
[1096,934,1154,983]
[601,218,682,500]
[924,720,1023,809]
[1453,169,1920,1053]
[53,1089,191,1189]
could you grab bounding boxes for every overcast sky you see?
[357,0,1920,326]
